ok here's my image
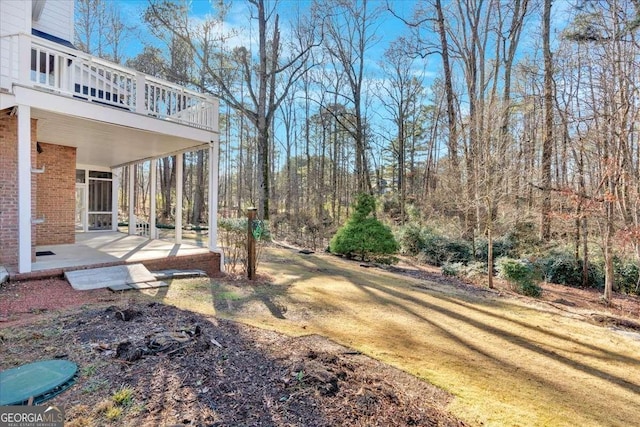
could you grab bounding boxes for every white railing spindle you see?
[0,33,216,131]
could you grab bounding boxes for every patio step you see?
[65,264,158,291]
[108,281,169,291]
[0,267,8,285]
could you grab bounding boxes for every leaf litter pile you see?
[0,302,465,426]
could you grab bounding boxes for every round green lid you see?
[0,359,78,405]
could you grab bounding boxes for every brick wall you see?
[36,142,76,245]
[0,111,37,270]
[0,111,18,268]
[142,252,222,277]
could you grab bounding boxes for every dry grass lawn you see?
[145,247,640,427]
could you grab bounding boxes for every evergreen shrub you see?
[497,257,542,297]
[614,258,640,294]
[441,262,463,277]
[418,233,472,266]
[330,194,399,263]
[397,224,426,256]
[475,235,518,263]
[536,250,604,289]
[459,261,487,279]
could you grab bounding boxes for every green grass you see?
[112,386,134,407]
[216,291,243,301]
[82,378,109,394]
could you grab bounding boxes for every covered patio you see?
[9,231,221,282]
[32,231,210,272]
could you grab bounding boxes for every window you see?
[89,171,113,179]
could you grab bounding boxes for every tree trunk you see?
[540,0,553,241]
[435,0,458,170]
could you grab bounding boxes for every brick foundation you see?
[36,142,76,245]
[141,252,222,278]
[9,252,222,282]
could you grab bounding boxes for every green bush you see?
[330,194,399,262]
[538,251,582,287]
[475,235,518,263]
[218,217,270,274]
[442,262,463,277]
[497,257,542,297]
[397,224,472,266]
[418,234,472,267]
[397,224,426,256]
[536,250,604,289]
[458,261,487,279]
[614,258,639,294]
[442,261,486,278]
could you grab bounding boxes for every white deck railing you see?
[0,33,217,131]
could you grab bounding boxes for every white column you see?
[111,167,120,232]
[150,159,157,239]
[208,142,219,250]
[128,164,135,235]
[18,105,32,273]
[18,35,31,86]
[175,153,183,244]
[208,141,224,272]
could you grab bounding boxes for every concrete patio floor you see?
[33,232,210,272]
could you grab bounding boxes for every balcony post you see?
[128,164,136,235]
[18,34,31,86]
[150,158,157,239]
[212,98,219,132]
[135,73,145,114]
[175,152,183,244]
[111,168,120,232]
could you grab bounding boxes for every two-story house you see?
[0,0,222,276]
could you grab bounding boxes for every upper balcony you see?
[0,32,217,132]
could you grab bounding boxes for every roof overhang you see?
[12,86,217,168]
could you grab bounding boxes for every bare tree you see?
[540,0,553,241]
[75,0,134,63]
[379,37,426,224]
[318,0,381,194]
[145,0,320,219]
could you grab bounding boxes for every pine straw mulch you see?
[0,291,466,427]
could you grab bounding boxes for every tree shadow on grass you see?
[264,250,640,425]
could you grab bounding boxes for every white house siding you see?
[0,1,30,37]
[0,1,29,89]
[32,0,74,43]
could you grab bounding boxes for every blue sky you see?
[116,0,417,68]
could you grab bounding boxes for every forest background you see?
[74,0,640,301]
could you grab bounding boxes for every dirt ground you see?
[0,279,465,426]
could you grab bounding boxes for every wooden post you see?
[247,208,257,280]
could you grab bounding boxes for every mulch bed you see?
[0,279,116,326]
